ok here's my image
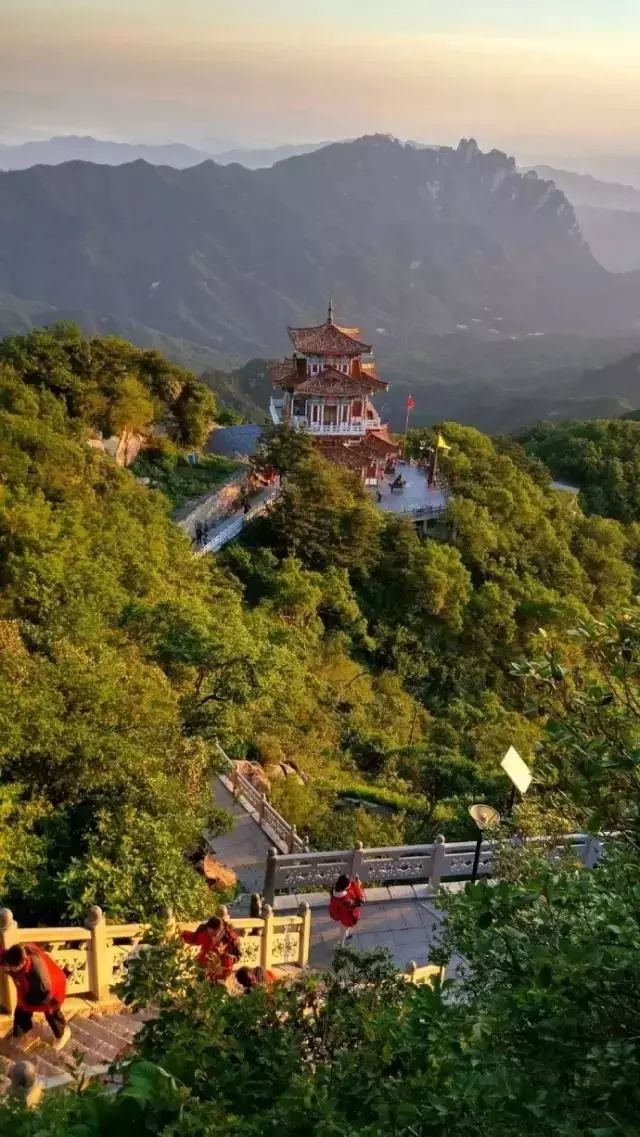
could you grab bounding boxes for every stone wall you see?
[174,472,247,539]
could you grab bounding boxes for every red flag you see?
[406,395,415,411]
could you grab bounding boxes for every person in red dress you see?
[180,916,241,982]
[1,943,71,1050]
[329,874,365,945]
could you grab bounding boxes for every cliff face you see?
[0,135,633,364]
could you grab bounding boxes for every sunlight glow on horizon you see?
[2,1,640,156]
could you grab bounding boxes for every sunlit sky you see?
[3,0,640,158]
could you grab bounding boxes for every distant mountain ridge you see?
[528,165,640,273]
[0,134,633,356]
[531,166,640,211]
[0,134,214,169]
[0,134,341,171]
[3,134,640,431]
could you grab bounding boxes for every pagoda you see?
[269,304,398,484]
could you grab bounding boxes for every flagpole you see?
[404,397,414,453]
[404,403,411,439]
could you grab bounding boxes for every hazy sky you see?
[3,0,640,157]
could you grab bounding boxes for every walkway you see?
[207,781,445,969]
[306,894,442,971]
[208,780,273,895]
[198,485,278,554]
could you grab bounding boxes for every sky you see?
[2,0,640,158]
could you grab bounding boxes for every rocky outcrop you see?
[88,429,146,468]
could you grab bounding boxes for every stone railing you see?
[263,833,601,904]
[216,745,307,855]
[199,486,279,555]
[0,903,311,1014]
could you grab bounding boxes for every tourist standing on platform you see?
[180,916,241,982]
[329,874,365,945]
[0,943,71,1050]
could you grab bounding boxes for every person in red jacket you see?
[1,943,70,1050]
[235,965,277,994]
[180,915,241,982]
[329,874,365,945]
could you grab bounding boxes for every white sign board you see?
[501,746,532,795]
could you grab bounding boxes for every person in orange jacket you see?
[180,915,241,982]
[1,943,71,1050]
[329,874,366,945]
[235,965,277,993]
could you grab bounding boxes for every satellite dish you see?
[469,803,501,830]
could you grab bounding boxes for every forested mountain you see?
[0,135,636,364]
[2,328,639,923]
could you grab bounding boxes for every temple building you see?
[269,304,398,484]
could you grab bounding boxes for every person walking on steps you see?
[329,873,365,946]
[0,943,71,1050]
[180,915,241,982]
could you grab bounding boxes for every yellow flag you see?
[436,432,450,451]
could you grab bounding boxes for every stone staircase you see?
[0,1008,148,1090]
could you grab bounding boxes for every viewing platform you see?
[369,460,449,525]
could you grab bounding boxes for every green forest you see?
[521,415,640,523]
[1,325,639,922]
[0,326,639,1133]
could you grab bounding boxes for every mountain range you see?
[0,135,335,171]
[2,134,640,430]
[4,133,640,274]
[530,165,640,274]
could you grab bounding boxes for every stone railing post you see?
[405,961,418,984]
[260,904,274,969]
[264,847,277,906]
[0,908,18,1013]
[582,836,602,868]
[231,766,240,801]
[350,841,364,878]
[161,906,176,941]
[288,824,298,854]
[249,892,262,920]
[297,901,311,967]
[86,905,110,1001]
[9,1061,43,1109]
[429,835,446,891]
[259,793,267,827]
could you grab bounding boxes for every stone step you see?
[0,1009,145,1091]
[66,1019,127,1064]
[98,1014,141,1042]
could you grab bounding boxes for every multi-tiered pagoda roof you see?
[269,306,397,481]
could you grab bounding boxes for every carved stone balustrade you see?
[0,902,312,1014]
[263,833,602,905]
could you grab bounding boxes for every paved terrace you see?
[210,782,443,969]
[368,461,447,517]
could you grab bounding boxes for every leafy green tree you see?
[513,608,640,844]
